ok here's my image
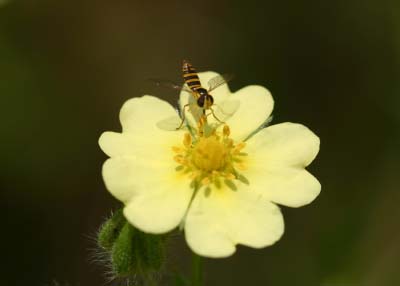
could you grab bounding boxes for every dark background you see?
[1,1,399,285]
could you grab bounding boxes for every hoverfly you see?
[154,60,240,131]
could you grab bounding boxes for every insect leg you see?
[176,104,190,130]
[208,107,225,124]
[197,114,208,137]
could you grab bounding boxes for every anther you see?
[174,155,187,165]
[183,133,192,147]
[212,170,220,177]
[201,177,211,186]
[172,146,184,153]
[236,163,247,170]
[233,142,246,154]
[225,139,234,148]
[224,173,236,180]
[223,125,230,137]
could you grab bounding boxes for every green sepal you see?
[111,222,166,277]
[111,222,138,276]
[97,208,126,251]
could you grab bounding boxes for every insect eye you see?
[197,96,205,107]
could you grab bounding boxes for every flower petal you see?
[99,132,136,158]
[99,130,183,159]
[102,157,139,203]
[99,95,185,160]
[123,173,193,233]
[245,122,321,207]
[120,95,180,134]
[248,122,320,169]
[226,85,274,142]
[100,127,184,203]
[104,151,193,233]
[100,96,193,233]
[184,187,284,258]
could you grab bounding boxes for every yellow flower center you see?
[172,125,248,190]
[192,136,228,171]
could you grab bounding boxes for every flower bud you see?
[112,221,166,277]
[97,208,126,251]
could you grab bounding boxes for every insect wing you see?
[149,78,192,93]
[156,116,182,131]
[207,74,234,92]
[213,100,240,122]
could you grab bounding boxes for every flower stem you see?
[191,253,203,286]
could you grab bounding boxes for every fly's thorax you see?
[197,88,208,96]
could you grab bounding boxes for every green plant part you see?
[111,221,166,278]
[97,208,126,251]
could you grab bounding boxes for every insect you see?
[154,60,239,132]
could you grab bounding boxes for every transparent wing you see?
[156,116,182,131]
[148,78,192,93]
[207,74,234,92]
[212,100,240,122]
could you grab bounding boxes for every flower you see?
[99,72,320,258]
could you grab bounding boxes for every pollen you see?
[172,125,248,190]
[192,135,228,171]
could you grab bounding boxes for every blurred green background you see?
[1,0,399,285]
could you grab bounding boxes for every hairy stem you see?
[191,253,203,286]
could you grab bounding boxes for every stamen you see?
[233,142,246,154]
[201,177,211,186]
[225,139,234,148]
[173,125,248,191]
[174,155,188,166]
[190,171,200,179]
[224,173,236,180]
[183,133,192,147]
[236,163,247,170]
[223,125,230,137]
[172,146,185,153]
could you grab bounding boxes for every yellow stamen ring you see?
[172,125,248,190]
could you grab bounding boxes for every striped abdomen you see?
[182,60,202,93]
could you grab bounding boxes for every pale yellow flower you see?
[99,72,320,258]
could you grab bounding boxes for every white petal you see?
[102,153,174,204]
[100,127,184,204]
[123,172,193,234]
[120,95,180,134]
[99,129,183,160]
[226,85,274,142]
[184,187,284,258]
[99,132,136,158]
[102,157,138,203]
[245,122,321,207]
[248,122,320,168]
[104,151,194,233]
[99,96,185,161]
[100,96,194,233]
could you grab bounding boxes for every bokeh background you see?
[1,1,399,285]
